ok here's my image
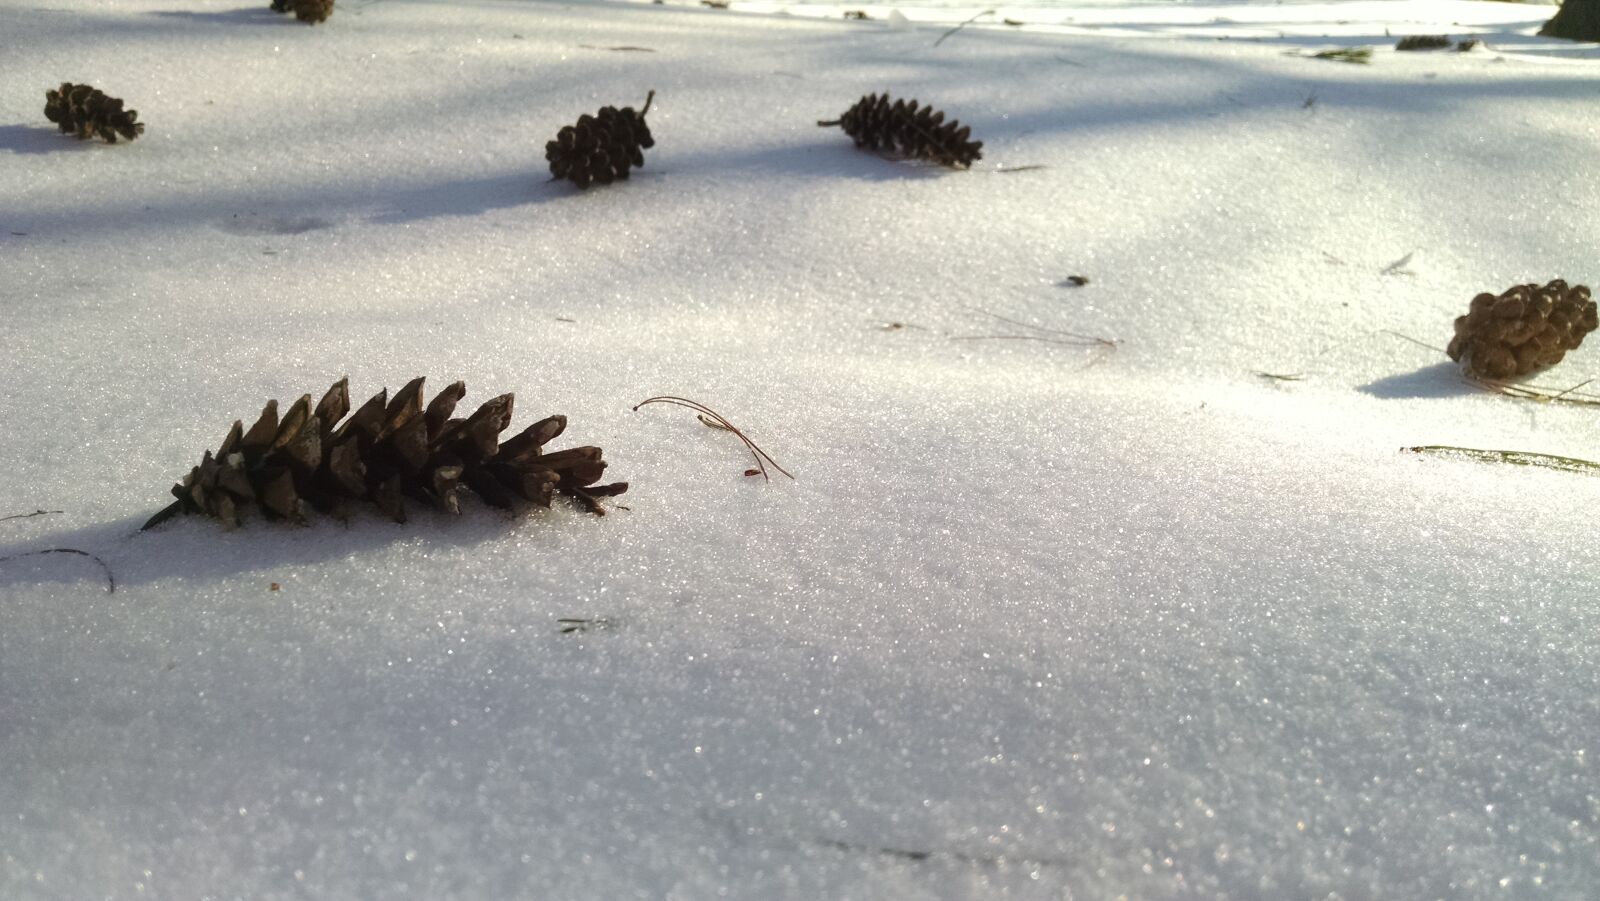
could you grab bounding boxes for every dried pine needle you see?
[0,547,116,593]
[634,395,795,481]
[1404,445,1600,475]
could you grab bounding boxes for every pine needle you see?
[1404,445,1600,475]
[934,9,993,46]
[954,308,1118,347]
[634,396,795,481]
[0,509,63,523]
[0,547,115,593]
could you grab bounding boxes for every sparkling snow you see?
[2,0,1598,897]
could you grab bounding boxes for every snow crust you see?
[2,0,1599,897]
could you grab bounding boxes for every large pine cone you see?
[44,83,144,143]
[270,0,333,23]
[1447,280,1597,379]
[143,378,628,530]
[819,93,982,169]
[545,92,656,189]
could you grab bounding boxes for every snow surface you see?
[3,0,1600,897]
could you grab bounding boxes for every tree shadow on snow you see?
[0,506,532,595]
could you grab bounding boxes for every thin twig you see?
[633,396,795,481]
[0,548,115,593]
[577,44,657,52]
[1,509,63,523]
[934,9,994,46]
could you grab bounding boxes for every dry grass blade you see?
[0,547,116,593]
[1404,445,1600,475]
[634,396,795,481]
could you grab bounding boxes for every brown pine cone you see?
[818,93,982,169]
[44,83,144,143]
[545,92,656,189]
[142,377,627,530]
[1447,280,1597,379]
[271,0,333,22]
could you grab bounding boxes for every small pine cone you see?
[270,0,332,21]
[819,93,982,169]
[142,377,628,530]
[1395,35,1452,51]
[545,91,656,189]
[44,83,144,144]
[1447,280,1598,379]
[294,0,333,22]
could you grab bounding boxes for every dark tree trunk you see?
[1540,0,1600,41]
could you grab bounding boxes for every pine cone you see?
[818,93,982,169]
[545,91,656,189]
[142,378,628,530]
[1447,280,1598,379]
[1395,35,1452,51]
[271,0,333,22]
[44,83,144,144]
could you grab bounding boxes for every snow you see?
[3,0,1600,897]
